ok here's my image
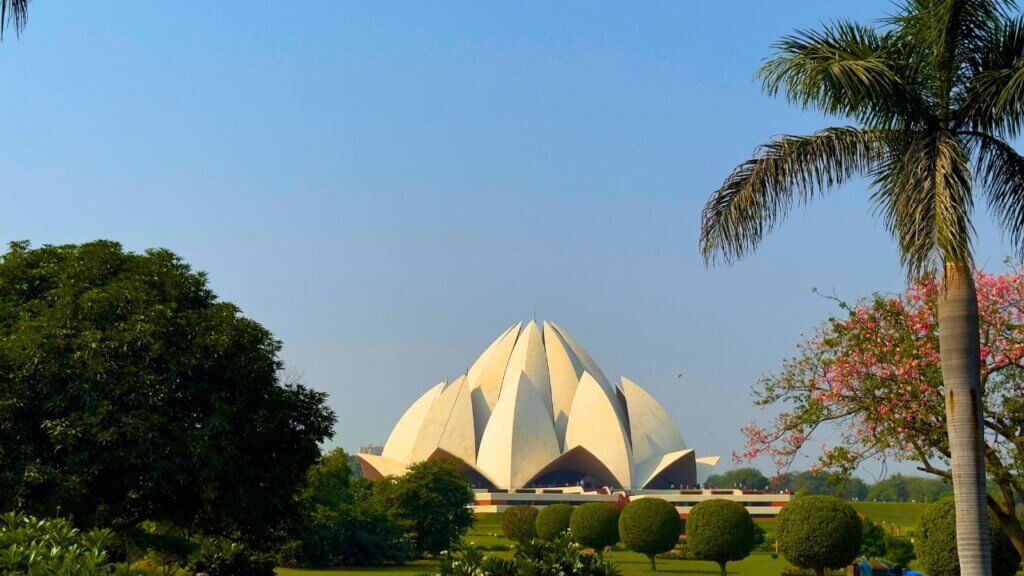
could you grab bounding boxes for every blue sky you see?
[1,1,1014,478]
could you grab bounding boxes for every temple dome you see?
[358,321,717,490]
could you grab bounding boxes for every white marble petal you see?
[467,322,521,446]
[382,380,446,464]
[476,371,561,488]
[620,376,687,486]
[563,372,633,488]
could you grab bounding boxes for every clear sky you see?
[1,1,1015,478]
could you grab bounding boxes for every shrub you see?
[536,504,573,541]
[684,499,756,576]
[860,519,886,559]
[435,539,620,576]
[189,537,275,576]
[0,512,118,575]
[777,495,862,576]
[284,451,411,567]
[618,498,680,570]
[376,458,474,556]
[501,506,539,542]
[883,534,915,569]
[569,502,620,558]
[915,499,1021,576]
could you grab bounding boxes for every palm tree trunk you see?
[938,263,991,576]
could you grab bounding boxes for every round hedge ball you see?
[618,498,681,570]
[777,495,862,576]
[916,499,1021,576]
[685,499,756,574]
[501,505,539,542]
[535,504,574,541]
[569,502,621,556]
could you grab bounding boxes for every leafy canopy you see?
[0,241,336,543]
[701,0,1024,278]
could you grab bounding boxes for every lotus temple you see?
[358,321,791,518]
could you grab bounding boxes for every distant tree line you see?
[704,468,952,502]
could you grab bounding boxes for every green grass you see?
[276,503,926,576]
[851,501,925,531]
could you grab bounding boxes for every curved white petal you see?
[357,453,409,480]
[438,374,478,464]
[382,380,446,464]
[564,372,633,488]
[620,377,686,485]
[641,449,696,489]
[410,375,470,463]
[499,321,551,414]
[476,371,561,488]
[542,322,583,449]
[696,456,721,485]
[467,322,521,446]
[524,445,622,489]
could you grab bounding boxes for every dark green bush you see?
[536,504,574,541]
[684,499,756,576]
[190,537,275,576]
[376,458,474,556]
[860,519,886,559]
[777,495,862,576]
[883,534,915,569]
[569,502,620,558]
[915,499,1020,576]
[618,498,680,570]
[501,506,539,542]
[436,539,620,576]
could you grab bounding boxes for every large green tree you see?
[0,241,336,543]
[700,2,1024,573]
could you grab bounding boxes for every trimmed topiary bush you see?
[685,499,756,576]
[536,504,574,541]
[618,498,680,571]
[777,495,862,576]
[915,499,1021,576]
[569,502,620,558]
[501,505,539,543]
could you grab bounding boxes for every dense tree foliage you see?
[618,498,680,570]
[868,474,952,503]
[916,499,1021,576]
[683,499,755,576]
[568,503,620,559]
[705,468,768,490]
[285,449,410,567]
[885,534,916,569]
[744,269,1024,553]
[861,519,887,559]
[0,241,335,543]
[535,504,573,541]
[777,496,862,576]
[769,471,868,500]
[376,458,474,556]
[501,506,538,543]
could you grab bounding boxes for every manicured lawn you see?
[851,501,926,531]
[277,504,925,576]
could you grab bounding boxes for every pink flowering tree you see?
[745,268,1024,554]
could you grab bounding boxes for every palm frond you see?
[894,0,1013,79]
[963,131,1024,255]
[701,127,883,264]
[759,21,932,128]
[870,130,975,275]
[0,0,27,40]
[963,16,1024,135]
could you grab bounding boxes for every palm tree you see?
[701,1,1024,574]
[0,0,27,40]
